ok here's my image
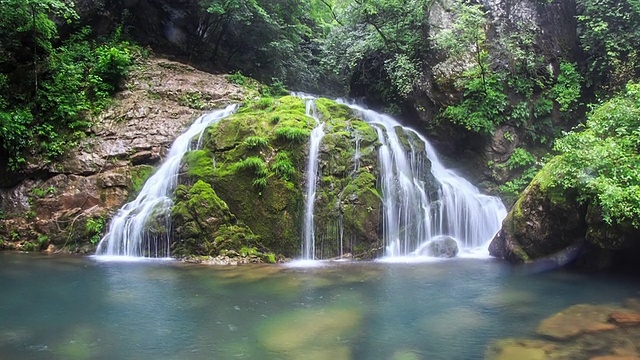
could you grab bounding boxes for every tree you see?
[577,0,640,94]
[323,0,432,102]
[0,0,77,94]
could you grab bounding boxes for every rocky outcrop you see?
[172,96,383,259]
[0,58,244,253]
[489,157,640,269]
[410,0,580,187]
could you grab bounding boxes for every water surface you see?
[0,252,638,359]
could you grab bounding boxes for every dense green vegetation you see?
[544,83,640,228]
[0,0,139,169]
[1,0,639,251]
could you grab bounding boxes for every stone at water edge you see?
[417,236,459,258]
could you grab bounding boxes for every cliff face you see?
[0,58,244,253]
[404,0,580,187]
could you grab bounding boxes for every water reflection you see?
[0,252,638,359]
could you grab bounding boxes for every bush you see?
[548,82,640,227]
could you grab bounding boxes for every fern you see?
[275,127,309,143]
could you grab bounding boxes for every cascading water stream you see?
[96,105,238,258]
[343,103,507,257]
[301,99,325,260]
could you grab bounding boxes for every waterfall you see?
[344,103,507,257]
[96,105,238,258]
[301,99,325,260]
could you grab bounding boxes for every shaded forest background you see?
[1,0,639,206]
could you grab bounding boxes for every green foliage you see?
[499,165,542,203]
[576,0,640,93]
[323,0,431,101]
[271,152,295,180]
[261,80,289,97]
[252,176,268,191]
[195,0,332,92]
[0,17,138,169]
[274,127,310,142]
[239,246,259,257]
[548,83,640,227]
[85,217,105,245]
[234,156,269,191]
[441,71,508,134]
[179,93,205,109]
[37,235,49,245]
[253,97,275,110]
[227,71,249,86]
[552,62,583,112]
[235,156,268,174]
[21,241,37,252]
[243,135,270,149]
[505,148,536,171]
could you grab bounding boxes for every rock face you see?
[0,58,244,253]
[172,96,383,259]
[489,157,640,269]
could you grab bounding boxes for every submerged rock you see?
[488,302,640,360]
[536,304,620,340]
[257,307,362,360]
[486,338,557,360]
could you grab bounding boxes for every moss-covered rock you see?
[489,159,588,263]
[489,156,640,269]
[170,180,268,258]
[174,96,384,258]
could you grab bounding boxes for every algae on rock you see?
[174,96,383,259]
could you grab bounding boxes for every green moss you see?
[315,98,353,120]
[272,152,295,181]
[171,180,269,257]
[184,150,215,179]
[274,127,310,143]
[175,95,388,258]
[130,165,155,194]
[243,135,270,149]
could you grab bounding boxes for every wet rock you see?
[489,158,588,263]
[610,313,640,326]
[418,236,459,258]
[536,304,620,340]
[130,150,160,165]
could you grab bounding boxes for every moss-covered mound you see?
[172,96,382,259]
